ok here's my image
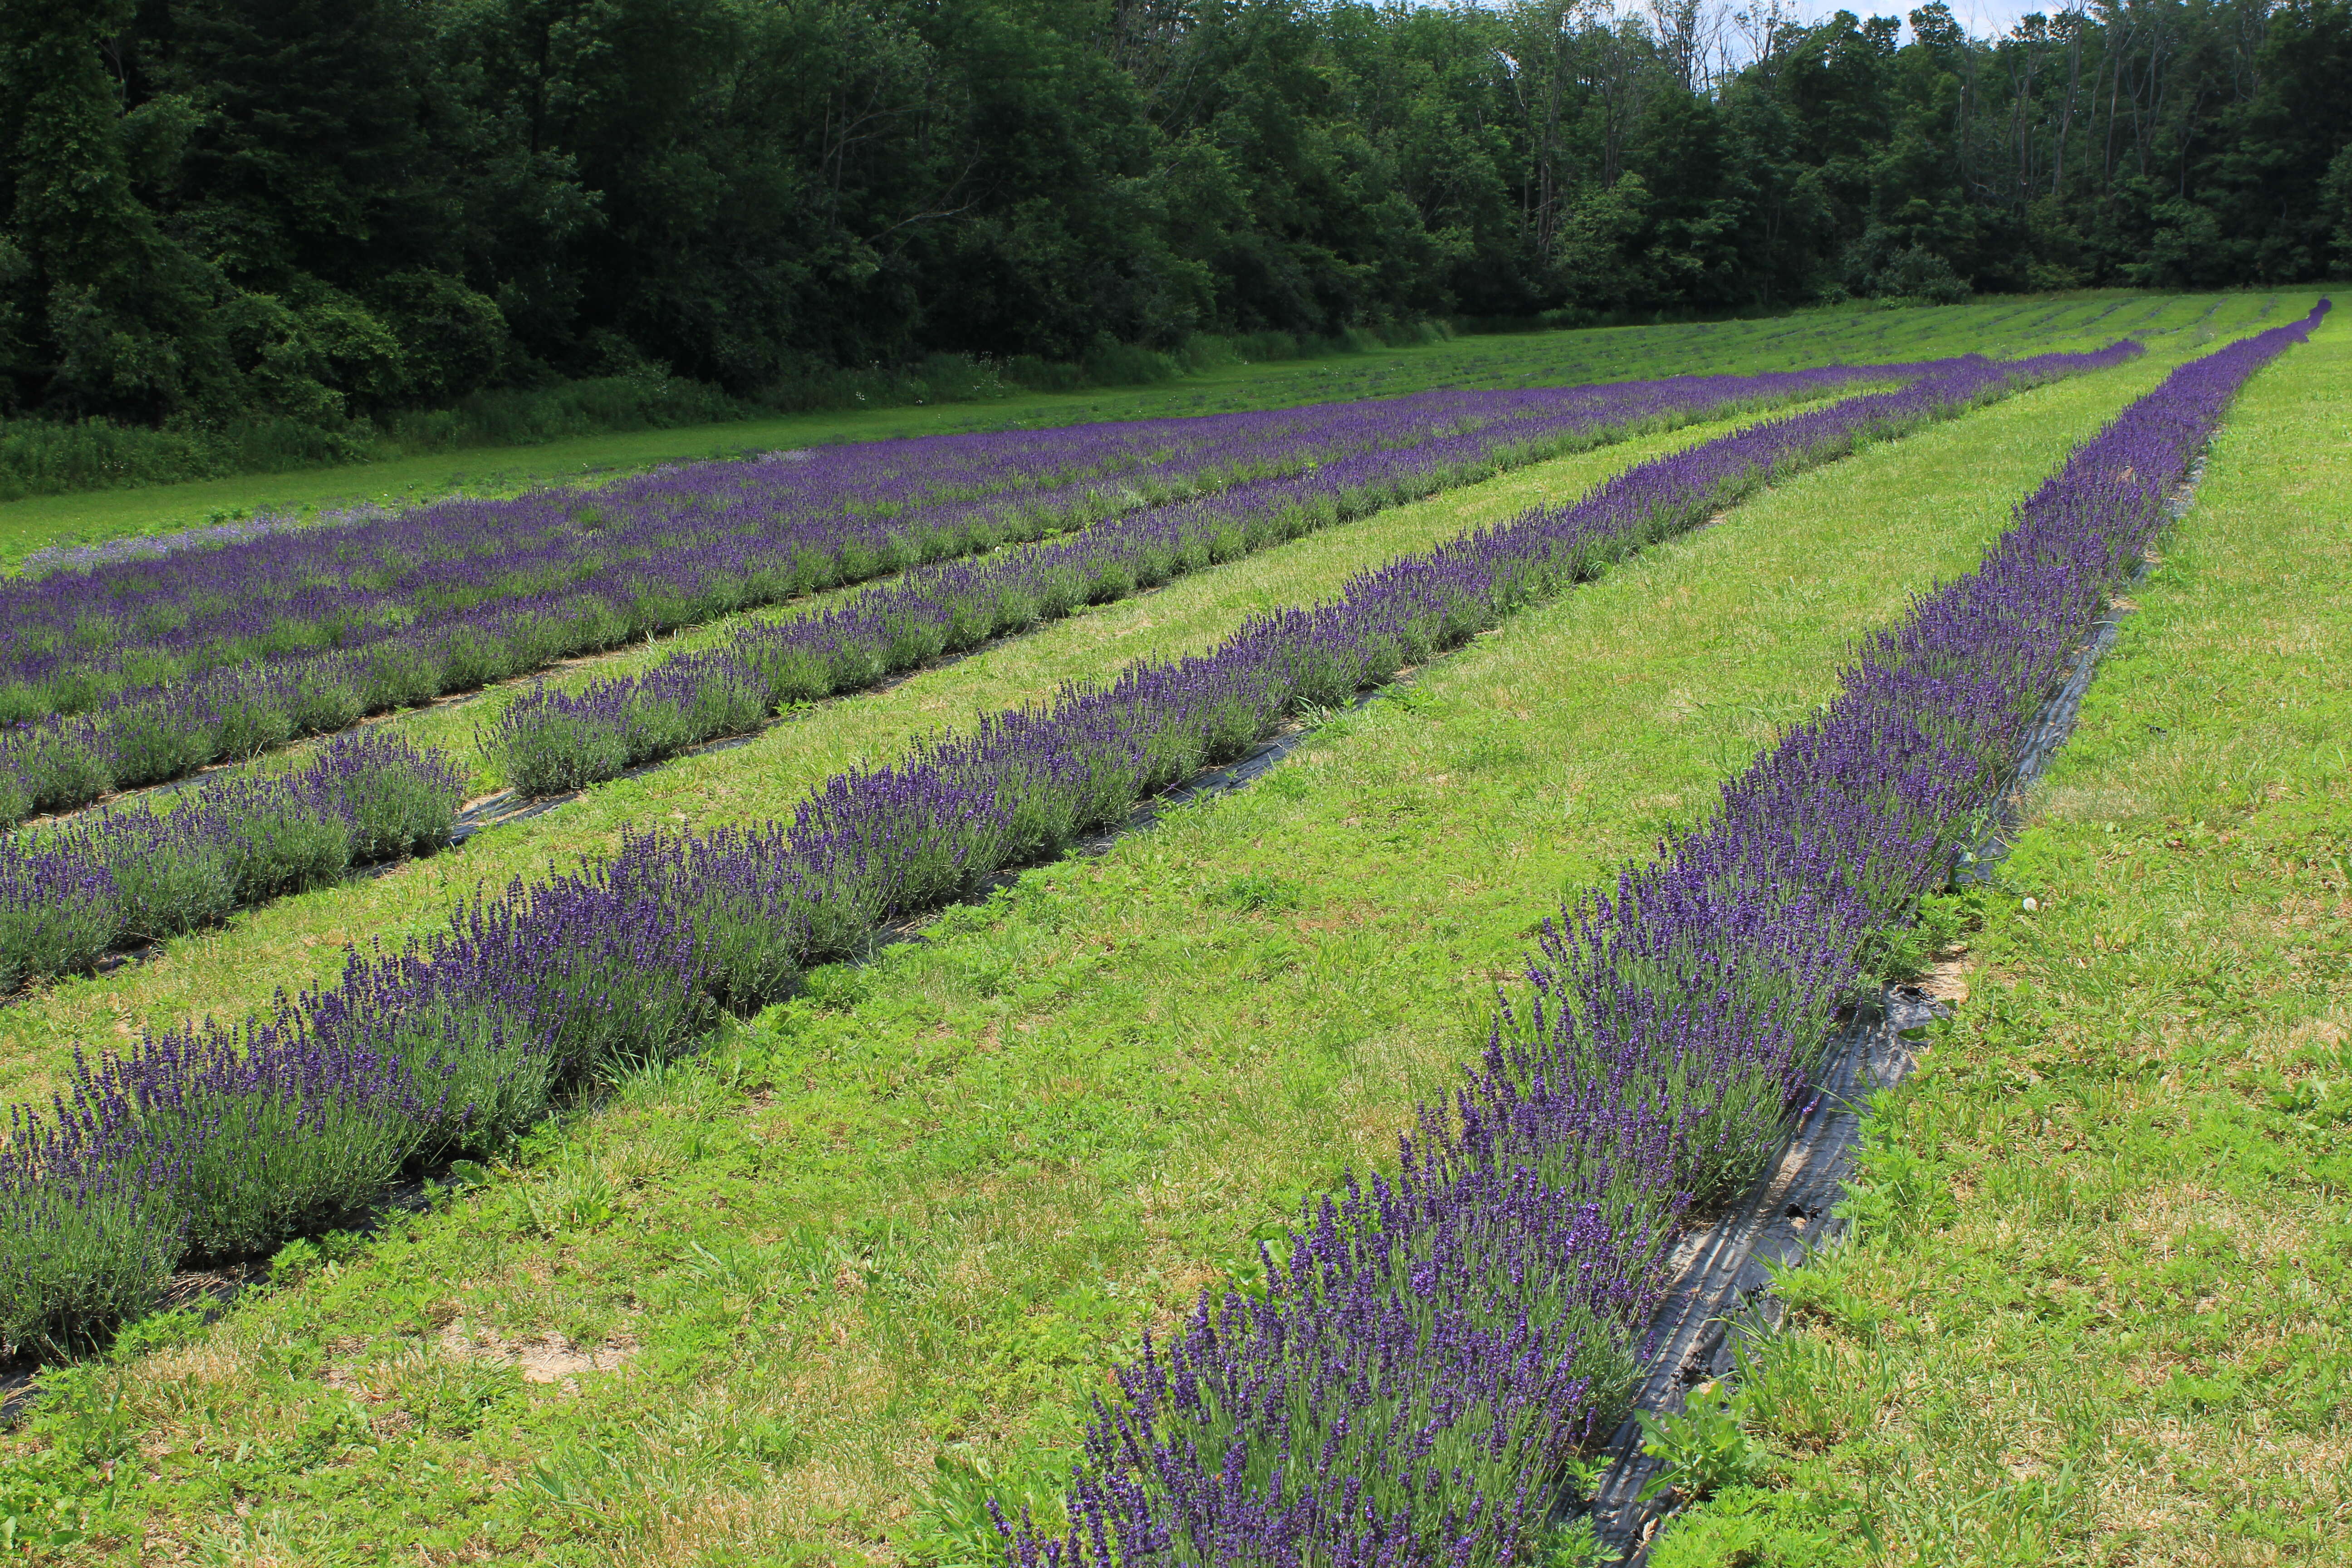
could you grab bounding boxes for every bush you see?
[108,840,237,941]
[0,873,118,990]
[0,1171,181,1360]
[0,322,1456,504]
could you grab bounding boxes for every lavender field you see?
[0,295,2338,1568]
[0,369,1899,825]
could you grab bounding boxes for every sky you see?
[1777,0,2056,38]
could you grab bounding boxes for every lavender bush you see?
[995,304,2326,1567]
[0,731,464,990]
[0,341,2136,1361]
[0,367,1896,821]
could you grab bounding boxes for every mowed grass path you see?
[0,343,2201,1110]
[0,291,2278,568]
[3,343,2211,1565]
[1648,316,2352,1565]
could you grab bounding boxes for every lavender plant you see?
[0,731,464,988]
[0,340,2141,1362]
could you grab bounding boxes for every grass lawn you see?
[1644,307,2351,1564]
[0,331,2207,1564]
[0,291,2292,571]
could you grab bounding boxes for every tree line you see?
[2,0,2346,436]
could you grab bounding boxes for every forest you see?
[1,0,2347,445]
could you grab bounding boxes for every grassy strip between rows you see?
[0,293,2283,569]
[0,344,2188,1563]
[1643,315,2352,1565]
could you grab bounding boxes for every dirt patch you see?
[1916,955,1973,1004]
[438,1324,634,1391]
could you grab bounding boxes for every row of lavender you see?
[7,407,1317,695]
[995,305,2327,1567]
[0,734,463,991]
[0,345,2129,1357]
[6,374,1884,703]
[0,372,1880,827]
[480,362,1953,793]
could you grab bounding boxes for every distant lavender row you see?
[18,507,359,578]
[3,424,1220,699]
[0,343,2130,1358]
[998,308,2325,1567]
[0,732,463,992]
[2,376,1876,705]
[0,370,1886,826]
[482,363,1922,793]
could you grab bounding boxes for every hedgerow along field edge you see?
[0,291,2284,573]
[1643,305,2352,1565]
[0,329,2230,1563]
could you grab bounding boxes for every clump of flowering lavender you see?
[0,730,462,988]
[0,1118,185,1359]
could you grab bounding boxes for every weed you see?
[1204,872,1303,912]
[1638,1388,1772,1503]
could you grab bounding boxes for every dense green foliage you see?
[0,0,2346,451]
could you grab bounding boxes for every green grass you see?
[0,338,2206,1564]
[0,291,2291,570]
[1644,310,2352,1564]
